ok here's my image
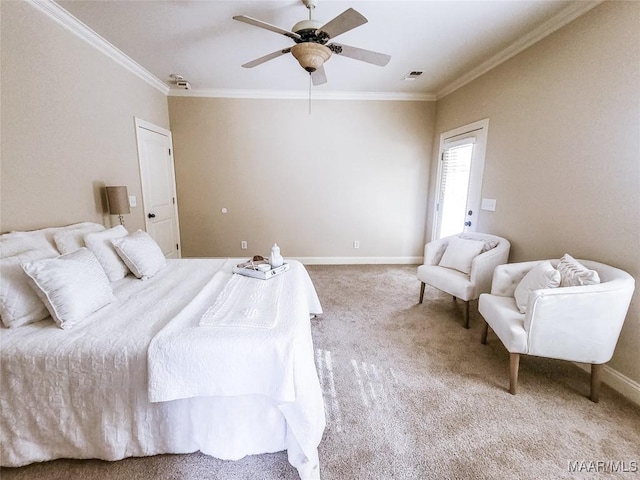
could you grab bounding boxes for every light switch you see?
[129,196,137,208]
[481,198,496,211]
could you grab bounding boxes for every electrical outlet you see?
[241,241,248,250]
[353,241,360,249]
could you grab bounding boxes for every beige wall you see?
[432,1,640,383]
[169,97,435,259]
[0,1,170,234]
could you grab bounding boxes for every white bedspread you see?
[0,258,325,479]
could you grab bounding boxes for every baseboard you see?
[291,256,422,265]
[575,363,640,407]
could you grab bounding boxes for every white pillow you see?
[514,261,561,314]
[84,225,130,281]
[1,230,58,259]
[438,237,486,274]
[21,248,115,329]
[458,234,499,253]
[557,254,600,287]
[112,230,166,280]
[54,223,105,254]
[0,250,57,328]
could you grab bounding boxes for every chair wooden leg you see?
[481,321,489,344]
[464,301,470,329]
[509,353,520,395]
[590,364,602,403]
[419,282,425,304]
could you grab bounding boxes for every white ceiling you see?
[53,0,598,99]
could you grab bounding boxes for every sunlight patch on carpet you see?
[316,348,343,433]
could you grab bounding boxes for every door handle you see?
[464,221,472,227]
[148,213,156,219]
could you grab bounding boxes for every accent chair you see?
[479,259,635,402]
[417,233,511,328]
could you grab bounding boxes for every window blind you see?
[437,141,474,238]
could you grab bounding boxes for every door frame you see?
[431,118,489,241]
[134,117,182,258]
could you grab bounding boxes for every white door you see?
[135,118,181,259]
[433,119,489,240]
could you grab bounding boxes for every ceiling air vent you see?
[169,73,191,90]
[402,70,423,81]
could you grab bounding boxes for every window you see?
[432,119,489,240]
[437,140,475,238]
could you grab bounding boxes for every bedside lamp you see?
[106,186,130,226]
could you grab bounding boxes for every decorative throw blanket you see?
[199,272,284,329]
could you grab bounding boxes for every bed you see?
[0,223,325,479]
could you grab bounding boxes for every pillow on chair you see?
[459,234,499,253]
[438,237,486,275]
[557,254,600,287]
[514,261,561,314]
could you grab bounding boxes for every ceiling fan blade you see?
[311,66,327,86]
[241,48,291,68]
[233,15,301,41]
[316,8,367,40]
[329,43,391,67]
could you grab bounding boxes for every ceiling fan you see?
[233,0,391,86]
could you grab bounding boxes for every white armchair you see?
[417,233,511,328]
[479,259,635,402]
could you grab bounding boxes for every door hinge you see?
[172,197,175,205]
[176,243,179,250]
[168,148,172,155]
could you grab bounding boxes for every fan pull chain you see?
[308,73,312,115]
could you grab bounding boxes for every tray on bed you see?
[232,262,290,280]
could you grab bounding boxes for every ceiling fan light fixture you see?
[291,43,331,73]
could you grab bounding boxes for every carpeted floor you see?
[2,264,639,479]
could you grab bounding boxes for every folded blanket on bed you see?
[199,273,284,329]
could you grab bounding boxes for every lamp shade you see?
[106,186,130,215]
[291,43,332,72]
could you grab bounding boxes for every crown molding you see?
[168,88,436,102]
[435,0,602,99]
[29,0,170,95]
